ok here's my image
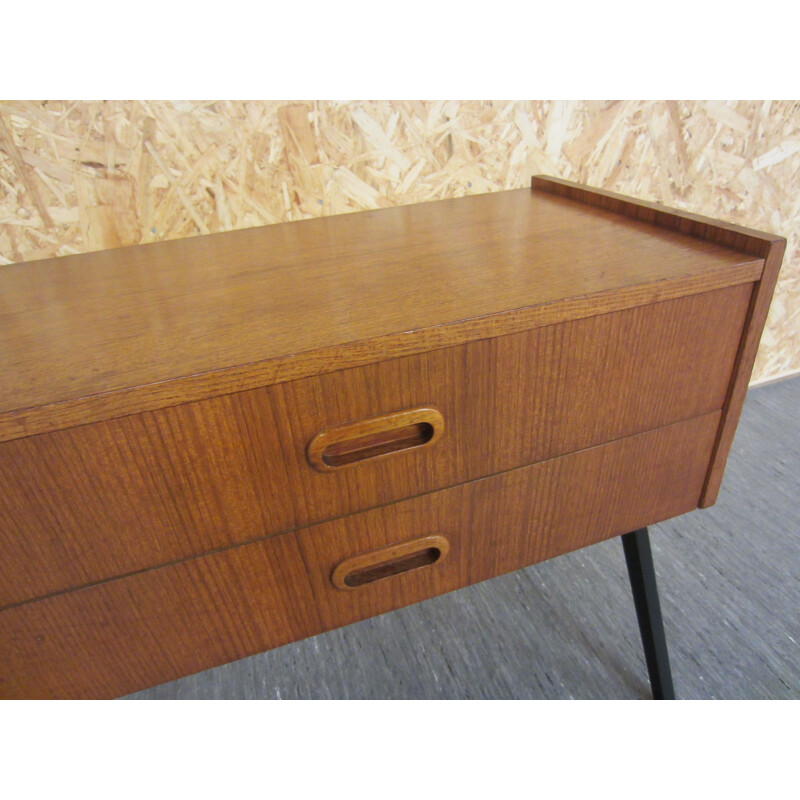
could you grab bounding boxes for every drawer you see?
[0,412,719,699]
[0,284,750,607]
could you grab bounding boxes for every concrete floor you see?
[127,376,800,699]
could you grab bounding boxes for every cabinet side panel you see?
[700,238,786,506]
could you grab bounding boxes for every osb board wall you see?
[1,100,798,384]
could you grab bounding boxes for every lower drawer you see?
[0,412,719,699]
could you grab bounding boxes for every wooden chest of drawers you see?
[0,176,784,699]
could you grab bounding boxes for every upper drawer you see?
[0,283,751,607]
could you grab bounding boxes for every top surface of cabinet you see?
[0,177,770,441]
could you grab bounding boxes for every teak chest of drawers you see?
[0,176,785,699]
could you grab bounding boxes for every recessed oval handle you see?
[331,535,450,590]
[307,407,444,472]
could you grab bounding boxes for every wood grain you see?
[700,237,787,506]
[528,176,787,508]
[122,376,800,702]
[0,185,763,442]
[0,285,750,607]
[530,175,785,258]
[0,413,720,699]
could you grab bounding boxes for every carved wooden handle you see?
[331,535,450,590]
[307,406,444,471]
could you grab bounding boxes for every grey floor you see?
[127,376,800,700]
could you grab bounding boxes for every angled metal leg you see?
[621,527,676,700]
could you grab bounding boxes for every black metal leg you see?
[621,527,676,700]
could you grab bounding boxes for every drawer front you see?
[0,284,750,607]
[0,413,719,699]
[0,392,296,607]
